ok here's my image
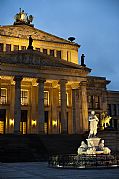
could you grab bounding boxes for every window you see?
[43,49,47,54]
[50,49,54,56]
[59,92,69,106]
[108,104,112,116]
[44,91,49,106]
[36,48,40,51]
[117,104,119,116]
[0,43,3,52]
[67,51,71,61]
[21,90,29,105]
[88,95,100,109]
[6,44,11,52]
[21,46,26,50]
[95,96,100,109]
[0,88,7,104]
[14,45,19,51]
[56,50,61,58]
[111,104,117,116]
[88,95,93,109]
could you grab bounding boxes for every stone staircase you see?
[0,131,118,162]
[0,134,86,162]
[98,130,119,153]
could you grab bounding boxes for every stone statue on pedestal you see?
[77,110,111,155]
[88,111,99,138]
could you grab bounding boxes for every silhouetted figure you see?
[27,35,33,50]
[81,54,86,66]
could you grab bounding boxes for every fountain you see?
[78,111,111,155]
[49,111,119,168]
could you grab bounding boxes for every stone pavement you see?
[0,162,119,179]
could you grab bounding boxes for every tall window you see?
[0,88,7,104]
[88,95,100,109]
[0,43,3,52]
[14,45,19,51]
[107,104,112,116]
[6,44,11,52]
[111,104,117,116]
[21,46,26,50]
[56,50,61,59]
[95,96,100,109]
[50,49,54,56]
[59,92,69,106]
[88,95,93,109]
[43,49,47,54]
[44,91,49,106]
[21,90,29,105]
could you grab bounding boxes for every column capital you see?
[37,78,46,84]
[13,76,23,82]
[80,81,87,87]
[58,79,67,85]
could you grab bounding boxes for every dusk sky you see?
[0,0,119,90]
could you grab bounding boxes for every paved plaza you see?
[0,162,119,179]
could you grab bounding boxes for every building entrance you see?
[44,111,48,134]
[0,109,6,134]
[20,110,27,134]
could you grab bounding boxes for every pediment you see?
[0,50,91,73]
[0,25,79,46]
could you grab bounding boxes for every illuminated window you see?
[50,49,54,56]
[36,48,40,51]
[44,91,49,106]
[6,44,11,52]
[0,43,3,52]
[21,46,26,50]
[43,49,47,54]
[59,92,69,106]
[21,90,29,105]
[14,45,19,51]
[0,88,7,104]
[56,50,61,58]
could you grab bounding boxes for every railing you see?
[49,154,119,168]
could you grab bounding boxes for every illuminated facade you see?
[0,9,119,134]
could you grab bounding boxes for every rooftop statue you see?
[14,8,34,26]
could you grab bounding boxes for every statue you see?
[81,54,86,66]
[77,141,87,155]
[99,140,111,154]
[88,111,99,138]
[27,35,33,50]
[77,111,111,156]
[14,8,34,26]
[100,112,111,130]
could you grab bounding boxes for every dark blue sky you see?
[0,0,119,90]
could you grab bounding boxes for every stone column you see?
[59,79,67,134]
[80,81,89,132]
[37,78,46,133]
[14,76,23,134]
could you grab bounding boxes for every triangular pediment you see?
[0,50,91,73]
[0,25,79,46]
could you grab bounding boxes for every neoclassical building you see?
[0,9,119,134]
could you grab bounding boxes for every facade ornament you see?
[14,8,34,26]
